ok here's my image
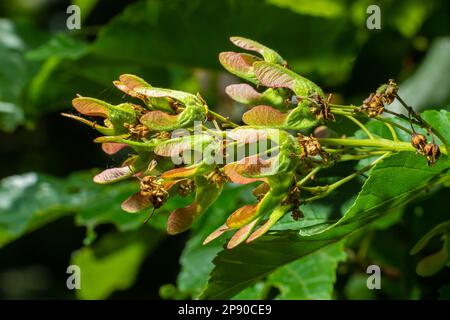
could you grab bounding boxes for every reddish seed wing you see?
[247,205,290,243]
[93,166,133,184]
[253,61,296,90]
[119,74,150,90]
[72,97,110,117]
[226,204,258,229]
[223,162,263,184]
[121,192,151,213]
[218,52,261,82]
[252,182,270,198]
[203,223,230,245]
[140,111,179,131]
[154,137,195,157]
[234,155,273,177]
[101,143,128,155]
[167,203,198,235]
[161,166,201,180]
[226,218,260,249]
[225,83,262,104]
[230,37,265,54]
[242,105,287,126]
[227,127,274,143]
[229,36,286,65]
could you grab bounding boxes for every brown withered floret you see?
[130,103,147,115]
[155,131,171,140]
[297,134,329,161]
[139,176,169,209]
[291,208,304,221]
[283,184,303,221]
[124,123,150,139]
[309,93,335,121]
[423,143,441,166]
[206,169,229,186]
[377,79,398,105]
[411,133,427,154]
[177,179,195,197]
[362,93,384,117]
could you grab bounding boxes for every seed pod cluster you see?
[411,133,441,165]
[64,37,441,249]
[361,79,399,117]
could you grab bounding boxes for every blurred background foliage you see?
[0,0,449,299]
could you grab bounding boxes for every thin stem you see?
[297,166,322,187]
[383,121,398,141]
[374,116,413,135]
[302,152,391,202]
[385,106,449,154]
[329,103,360,109]
[208,110,239,128]
[395,94,421,122]
[335,152,386,162]
[202,125,227,138]
[345,115,374,140]
[329,109,355,116]
[384,109,419,126]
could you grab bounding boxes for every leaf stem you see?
[382,121,398,141]
[208,110,239,128]
[301,152,391,202]
[318,138,422,153]
[345,115,374,140]
[374,116,413,135]
[297,166,322,187]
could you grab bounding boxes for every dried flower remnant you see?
[177,179,195,197]
[376,79,398,105]
[139,176,169,209]
[362,93,384,117]
[411,133,427,154]
[423,143,441,166]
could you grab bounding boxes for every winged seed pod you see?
[220,38,330,131]
[64,36,437,249]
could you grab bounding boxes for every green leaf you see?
[0,171,191,247]
[422,109,450,150]
[90,0,362,81]
[72,228,163,299]
[415,240,449,277]
[410,220,450,255]
[267,0,345,18]
[26,33,88,61]
[268,241,347,299]
[199,152,450,299]
[0,101,23,132]
[0,19,47,131]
